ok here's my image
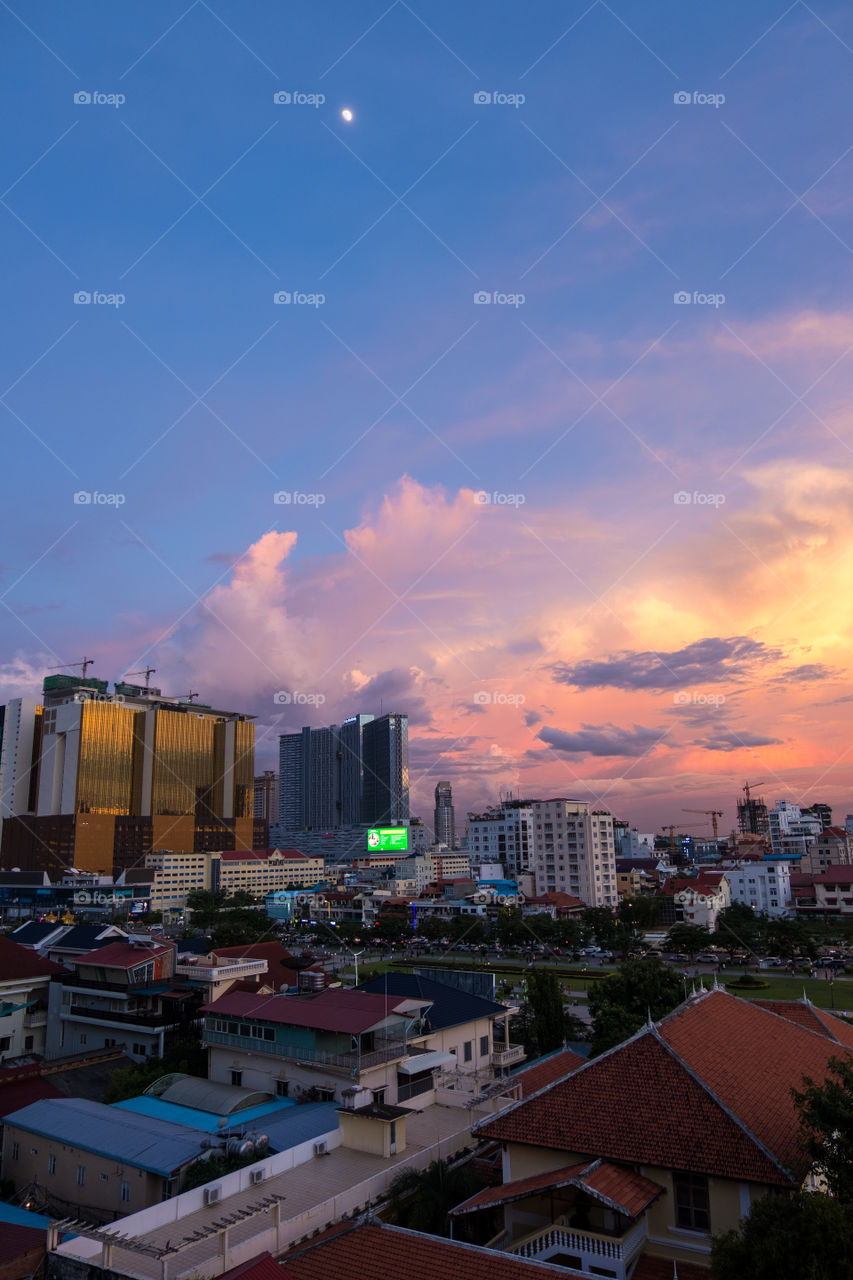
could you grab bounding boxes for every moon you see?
[341,108,354,123]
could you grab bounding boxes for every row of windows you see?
[8,1147,132,1201]
[209,1018,275,1041]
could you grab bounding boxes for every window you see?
[30,1147,38,1156]
[48,1154,56,1174]
[24,1036,34,1052]
[77,1165,86,1187]
[100,1172,109,1182]
[673,1172,710,1232]
[132,1043,146,1056]
[121,1181,131,1203]
[231,1070,243,1087]
[275,1079,289,1097]
[0,1036,11,1051]
[373,1088,386,1106]
[11,1143,18,1161]
[463,1040,473,1062]
[480,1035,489,1057]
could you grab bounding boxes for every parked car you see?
[695,953,719,964]
[760,956,783,968]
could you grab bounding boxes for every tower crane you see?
[682,808,724,838]
[123,667,156,689]
[48,657,96,678]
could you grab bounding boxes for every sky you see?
[2,0,853,836]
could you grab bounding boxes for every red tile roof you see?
[73,940,173,968]
[0,935,64,980]
[814,867,853,884]
[478,1027,791,1185]
[450,1160,662,1220]
[750,999,853,1049]
[202,987,425,1034]
[0,1223,45,1266]
[659,990,853,1174]
[0,1073,63,1118]
[513,1047,586,1097]
[284,1222,590,1280]
[218,1252,294,1280]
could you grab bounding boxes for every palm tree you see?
[386,1158,483,1238]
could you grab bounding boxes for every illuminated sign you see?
[367,827,408,852]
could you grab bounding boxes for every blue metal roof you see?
[114,1095,296,1132]
[358,972,505,1031]
[260,1102,339,1152]
[4,1098,208,1176]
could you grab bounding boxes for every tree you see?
[714,902,762,958]
[526,969,575,1055]
[792,1055,853,1204]
[618,895,660,930]
[582,906,618,946]
[372,914,412,943]
[103,1036,208,1104]
[711,1190,853,1279]
[416,916,444,942]
[386,1158,484,1238]
[665,923,713,959]
[185,888,229,927]
[587,955,685,1056]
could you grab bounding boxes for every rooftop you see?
[202,987,427,1034]
[0,934,64,981]
[357,973,505,1031]
[511,1046,586,1097]
[450,1159,663,1221]
[4,1097,208,1176]
[220,849,317,861]
[73,940,174,968]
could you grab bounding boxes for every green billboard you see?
[367,827,408,852]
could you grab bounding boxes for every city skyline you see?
[2,3,853,834]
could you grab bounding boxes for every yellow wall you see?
[339,1110,407,1158]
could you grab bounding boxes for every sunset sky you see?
[2,1,853,834]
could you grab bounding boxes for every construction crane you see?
[743,780,767,804]
[682,808,724,838]
[49,657,96,677]
[123,667,156,689]
[661,823,706,861]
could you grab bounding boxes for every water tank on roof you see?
[299,969,324,992]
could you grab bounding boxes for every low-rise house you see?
[721,857,794,917]
[810,866,853,914]
[0,937,63,1063]
[203,987,435,1105]
[470,988,853,1279]
[660,872,730,929]
[45,937,202,1062]
[806,826,853,875]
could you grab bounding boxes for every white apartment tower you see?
[466,801,534,881]
[530,798,617,907]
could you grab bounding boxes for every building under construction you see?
[736,781,770,838]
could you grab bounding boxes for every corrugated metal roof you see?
[203,988,420,1034]
[260,1102,339,1153]
[4,1098,207,1175]
[358,972,504,1031]
[155,1076,277,1115]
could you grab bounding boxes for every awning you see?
[398,1050,455,1075]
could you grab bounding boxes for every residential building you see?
[467,800,534,882]
[530,800,617,907]
[433,781,455,848]
[12,921,127,968]
[1,1097,224,1221]
[471,989,853,1278]
[767,800,821,860]
[426,850,471,880]
[0,937,62,1063]
[805,825,853,875]
[0,676,259,875]
[362,714,409,825]
[722,859,794,917]
[253,772,279,827]
[202,988,433,1105]
[809,867,853,915]
[661,872,730,928]
[802,802,832,830]
[619,829,656,859]
[45,937,202,1061]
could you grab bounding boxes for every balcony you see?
[23,1009,47,1028]
[204,1028,411,1073]
[506,1215,647,1280]
[63,1004,190,1030]
[175,959,268,983]
[491,1042,526,1068]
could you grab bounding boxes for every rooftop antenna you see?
[124,667,156,689]
[49,657,96,678]
[184,691,199,703]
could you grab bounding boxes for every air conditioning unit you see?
[203,1186,221,1205]
[313,1141,328,1157]
[250,1169,265,1185]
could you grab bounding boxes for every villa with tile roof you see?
[469,988,853,1279]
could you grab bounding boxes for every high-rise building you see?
[0,675,258,875]
[802,802,832,831]
[253,771,279,826]
[278,725,341,831]
[433,781,455,848]
[340,714,374,825]
[767,800,822,860]
[362,713,409,825]
[467,799,534,881]
[530,798,617,907]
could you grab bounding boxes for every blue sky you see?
[3,1,853,826]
